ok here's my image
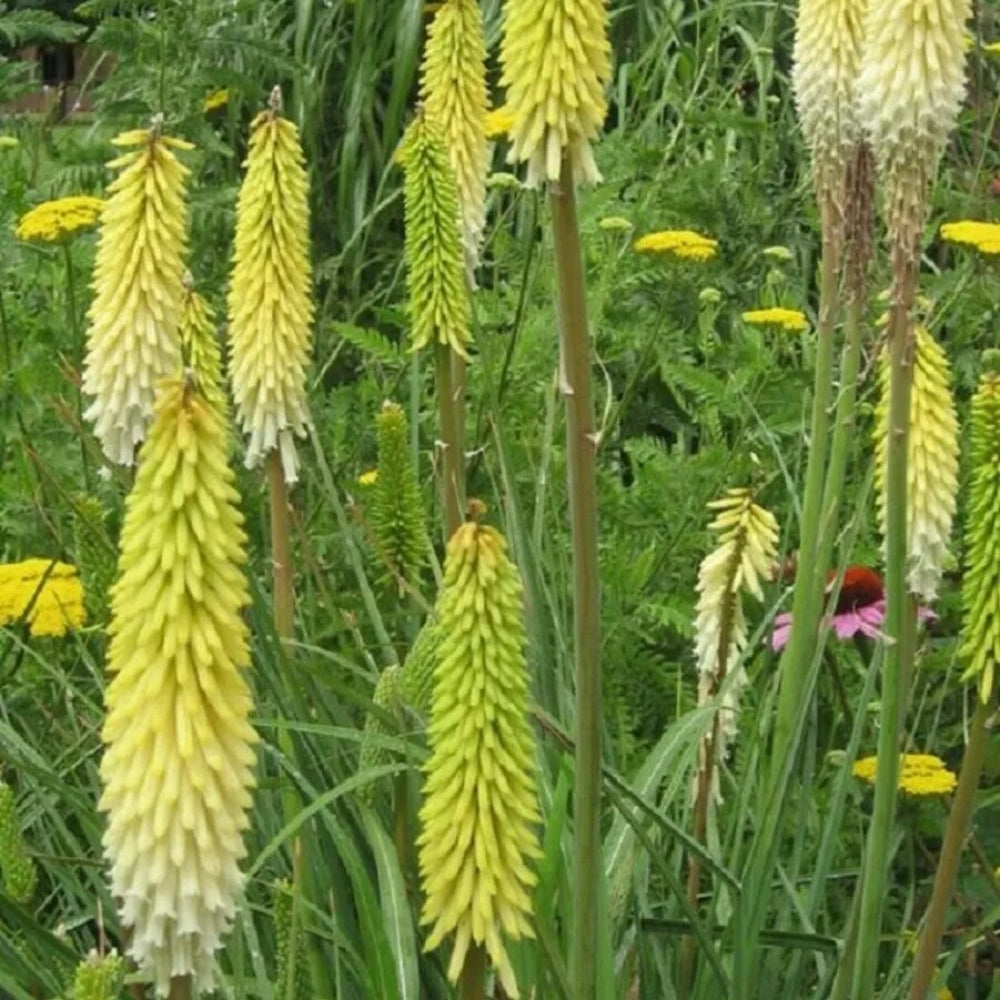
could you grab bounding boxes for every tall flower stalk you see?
[227,86,314,637]
[681,488,778,994]
[770,0,866,776]
[500,3,610,998]
[100,375,256,997]
[398,107,471,540]
[82,122,191,466]
[909,355,1000,1000]
[418,505,540,999]
[849,2,970,996]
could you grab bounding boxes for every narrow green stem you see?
[850,250,919,1000]
[62,240,91,492]
[267,450,295,638]
[550,155,602,1000]
[167,976,191,1000]
[0,283,11,372]
[770,198,841,780]
[435,344,464,540]
[459,943,487,1000]
[909,699,991,1000]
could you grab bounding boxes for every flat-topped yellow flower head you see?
[792,0,866,199]
[82,125,192,466]
[100,376,257,995]
[227,87,314,485]
[500,0,611,187]
[15,195,103,243]
[420,0,488,278]
[418,513,541,996]
[0,559,86,637]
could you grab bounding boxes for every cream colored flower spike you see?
[500,0,611,187]
[420,0,489,280]
[100,376,257,995]
[791,0,866,198]
[856,0,970,233]
[227,87,314,485]
[81,125,191,466]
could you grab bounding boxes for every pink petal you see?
[832,610,862,639]
[771,616,793,651]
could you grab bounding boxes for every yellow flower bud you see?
[100,376,257,995]
[500,0,611,187]
[180,278,224,407]
[82,126,192,465]
[228,89,314,485]
[418,518,540,996]
[874,325,958,600]
[420,0,488,278]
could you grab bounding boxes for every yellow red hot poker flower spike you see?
[227,86,314,485]
[82,123,192,466]
[99,375,257,996]
[418,508,541,997]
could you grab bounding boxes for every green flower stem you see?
[770,197,841,781]
[62,240,91,492]
[267,450,295,638]
[459,944,486,1000]
[850,253,919,1000]
[167,976,191,1000]
[435,343,464,540]
[909,698,991,1000]
[550,155,602,1000]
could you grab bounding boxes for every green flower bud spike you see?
[0,779,37,904]
[960,351,1000,702]
[370,401,428,594]
[418,502,541,996]
[398,107,472,360]
[69,951,125,1000]
[357,665,405,805]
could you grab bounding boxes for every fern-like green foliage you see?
[273,879,309,1000]
[0,780,36,904]
[397,108,472,358]
[370,401,428,595]
[68,951,124,1000]
[357,665,404,805]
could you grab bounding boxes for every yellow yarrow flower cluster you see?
[227,90,314,485]
[100,377,257,995]
[484,104,515,140]
[0,559,85,637]
[420,0,489,277]
[959,355,1000,701]
[852,753,957,796]
[856,0,971,242]
[791,0,866,200]
[15,195,103,243]
[82,126,192,466]
[419,514,540,996]
[202,88,229,113]
[634,229,718,261]
[180,279,224,407]
[500,0,611,187]
[941,219,1000,254]
[741,307,809,332]
[398,109,472,358]
[694,488,779,799]
[874,325,958,601]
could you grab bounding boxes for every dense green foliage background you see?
[1,0,1000,997]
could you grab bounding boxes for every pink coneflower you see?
[771,565,933,651]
